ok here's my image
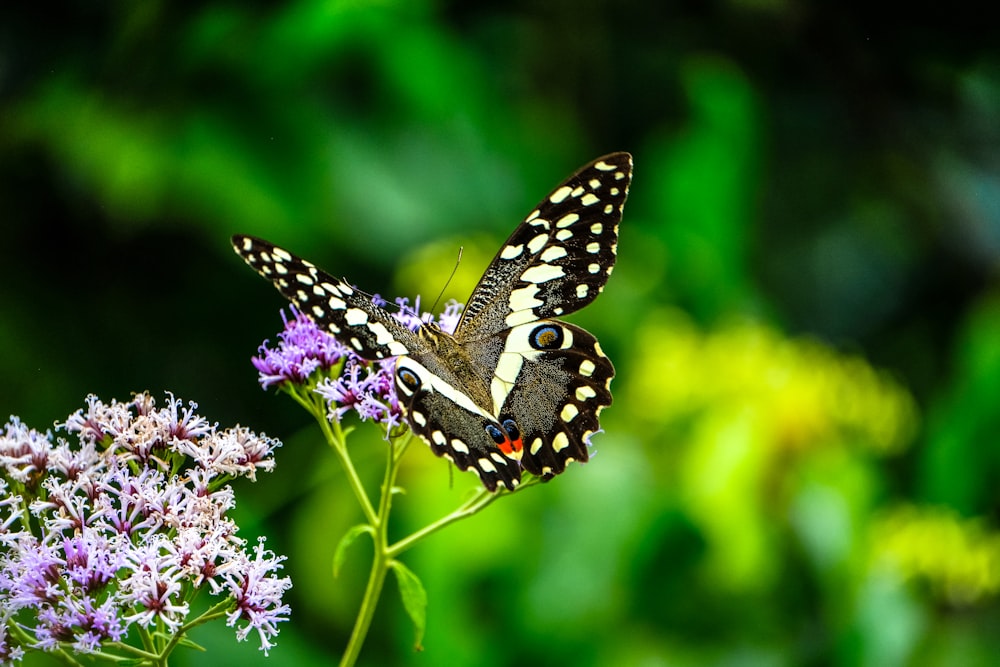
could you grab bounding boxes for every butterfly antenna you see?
[430,245,463,313]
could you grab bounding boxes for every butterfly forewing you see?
[457,152,632,341]
[232,235,422,361]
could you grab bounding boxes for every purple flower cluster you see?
[253,309,349,389]
[0,393,291,663]
[253,298,463,432]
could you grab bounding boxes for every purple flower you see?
[0,418,54,489]
[253,307,349,389]
[254,298,464,433]
[212,537,291,655]
[0,392,291,662]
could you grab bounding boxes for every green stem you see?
[387,475,541,558]
[338,432,410,667]
[289,384,377,525]
[151,598,234,662]
[387,489,497,558]
[317,413,377,525]
[135,624,156,655]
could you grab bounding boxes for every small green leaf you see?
[390,559,427,651]
[333,524,373,578]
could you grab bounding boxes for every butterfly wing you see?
[232,235,423,361]
[233,234,521,490]
[394,354,522,492]
[456,152,632,342]
[233,152,632,491]
[467,320,614,479]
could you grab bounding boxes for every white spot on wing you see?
[345,308,368,325]
[501,244,524,260]
[579,359,596,377]
[549,186,572,203]
[366,321,405,355]
[552,432,570,452]
[527,233,548,254]
[509,284,543,311]
[521,263,565,284]
[491,352,524,413]
[560,404,579,422]
[540,245,567,262]
[576,284,589,299]
[556,213,580,228]
[387,341,409,356]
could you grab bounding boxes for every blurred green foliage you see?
[2,1,999,665]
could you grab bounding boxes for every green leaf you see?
[333,524,373,578]
[390,559,427,651]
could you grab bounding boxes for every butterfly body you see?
[234,152,632,491]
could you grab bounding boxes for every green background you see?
[3,2,999,665]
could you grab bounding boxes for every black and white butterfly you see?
[233,152,632,491]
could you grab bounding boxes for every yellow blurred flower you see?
[873,505,1000,605]
[627,308,918,455]
[622,309,920,591]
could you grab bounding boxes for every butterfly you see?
[233,152,632,491]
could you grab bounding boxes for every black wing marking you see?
[456,152,632,342]
[395,356,522,491]
[482,320,614,478]
[232,235,422,361]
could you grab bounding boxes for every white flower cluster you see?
[0,392,290,664]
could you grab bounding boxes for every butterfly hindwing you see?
[232,235,422,361]
[394,356,521,492]
[457,152,632,340]
[474,320,614,478]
